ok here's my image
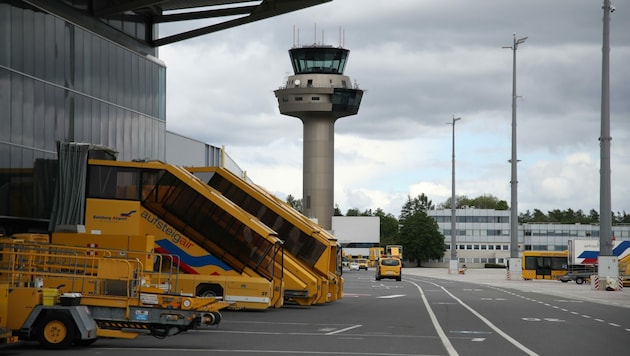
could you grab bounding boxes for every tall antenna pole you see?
[448,115,461,264]
[503,33,527,259]
[599,0,613,256]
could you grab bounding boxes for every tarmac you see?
[403,267,630,309]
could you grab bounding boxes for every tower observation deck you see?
[274,45,363,230]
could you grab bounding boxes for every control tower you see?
[274,44,363,230]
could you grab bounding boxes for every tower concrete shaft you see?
[274,45,363,230]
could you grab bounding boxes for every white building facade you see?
[427,208,630,268]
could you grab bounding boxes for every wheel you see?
[37,312,76,349]
[74,338,98,346]
[396,276,401,281]
[198,285,223,298]
[575,277,584,285]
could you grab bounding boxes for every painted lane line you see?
[410,281,459,356]
[432,282,539,356]
[326,324,363,335]
[377,294,406,299]
[609,323,621,327]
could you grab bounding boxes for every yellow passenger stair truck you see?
[189,166,344,304]
[0,239,230,349]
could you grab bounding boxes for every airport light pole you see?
[599,0,613,257]
[503,33,527,259]
[448,115,461,264]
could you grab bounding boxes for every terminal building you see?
[426,208,630,267]
[0,0,329,235]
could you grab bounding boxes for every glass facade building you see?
[0,1,165,233]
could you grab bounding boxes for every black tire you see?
[198,285,222,298]
[396,276,401,281]
[74,338,98,346]
[575,277,584,285]
[37,312,76,349]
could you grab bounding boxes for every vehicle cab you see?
[375,256,401,281]
[357,259,369,271]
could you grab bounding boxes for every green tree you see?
[374,208,399,246]
[496,200,509,210]
[398,210,445,266]
[286,194,303,213]
[345,208,360,216]
[469,194,502,209]
[532,209,548,222]
[333,204,343,216]
[519,210,533,223]
[400,194,434,220]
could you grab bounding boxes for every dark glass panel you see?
[32,11,46,79]
[108,41,117,103]
[33,80,44,149]
[0,3,9,66]
[54,17,65,87]
[131,112,139,159]
[90,35,100,98]
[43,14,55,84]
[131,54,139,111]
[0,69,9,142]
[10,3,23,72]
[137,115,146,160]
[115,46,124,106]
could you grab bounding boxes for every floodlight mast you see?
[599,0,613,256]
[503,33,527,259]
[447,115,461,262]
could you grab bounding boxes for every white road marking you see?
[326,324,363,335]
[377,294,406,299]
[430,282,539,356]
[410,281,459,356]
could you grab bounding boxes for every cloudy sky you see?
[159,0,629,218]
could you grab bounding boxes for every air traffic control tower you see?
[274,45,363,230]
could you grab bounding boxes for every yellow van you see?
[375,257,402,281]
[357,259,369,271]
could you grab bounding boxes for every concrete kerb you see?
[404,267,630,309]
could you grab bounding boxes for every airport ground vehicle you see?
[1,284,19,348]
[375,257,402,281]
[566,239,630,286]
[188,166,343,304]
[386,245,403,260]
[368,247,384,267]
[558,264,597,284]
[79,158,285,309]
[357,259,369,271]
[349,261,359,271]
[0,239,229,349]
[521,250,569,280]
[1,142,284,311]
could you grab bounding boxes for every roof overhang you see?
[94,0,332,47]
